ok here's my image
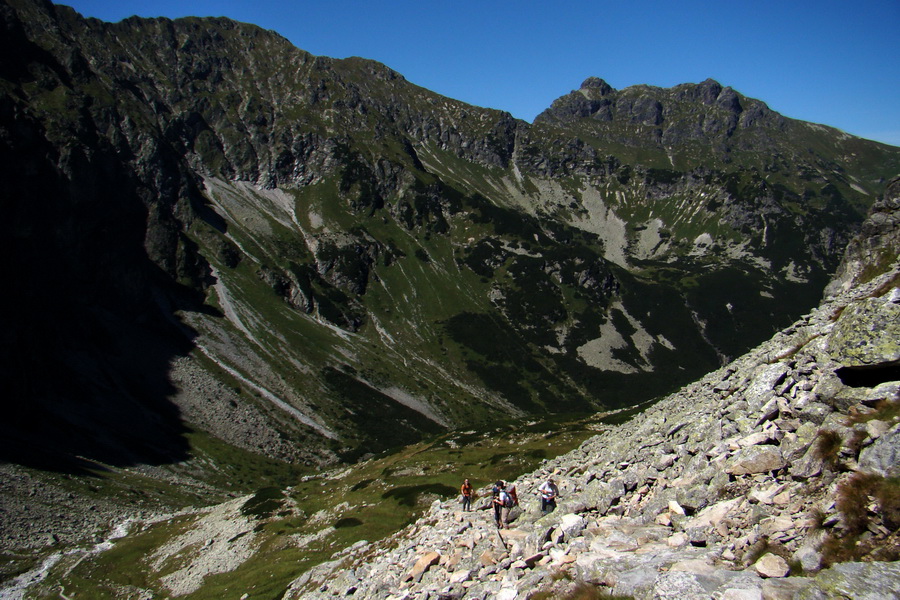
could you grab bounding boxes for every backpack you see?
[501,491,513,508]
[507,485,518,507]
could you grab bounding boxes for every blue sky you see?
[63,0,899,146]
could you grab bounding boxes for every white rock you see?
[559,513,585,538]
[496,586,517,600]
[721,589,763,600]
[449,569,472,584]
[668,500,686,516]
[754,553,790,578]
[738,431,771,447]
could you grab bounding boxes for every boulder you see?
[754,553,790,578]
[797,560,900,599]
[582,478,625,514]
[858,427,900,477]
[720,589,762,600]
[448,569,472,584]
[726,446,785,475]
[558,513,586,539]
[826,293,900,368]
[792,536,824,573]
[405,550,441,582]
[789,445,824,479]
[744,364,790,408]
[761,578,814,600]
[651,570,720,600]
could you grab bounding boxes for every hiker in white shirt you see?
[538,478,559,514]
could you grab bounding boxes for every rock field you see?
[287,263,900,599]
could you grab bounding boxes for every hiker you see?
[491,480,506,527]
[538,478,559,514]
[460,478,473,511]
[493,481,513,529]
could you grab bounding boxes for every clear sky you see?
[62,0,899,147]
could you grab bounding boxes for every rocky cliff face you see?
[1,0,899,489]
[825,176,900,297]
[288,186,900,600]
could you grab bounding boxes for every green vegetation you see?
[35,412,610,599]
[5,6,900,598]
[821,473,900,565]
[805,402,900,566]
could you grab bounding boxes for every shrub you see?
[836,473,874,536]
[821,473,900,565]
[813,429,843,469]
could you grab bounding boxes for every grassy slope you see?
[36,412,616,599]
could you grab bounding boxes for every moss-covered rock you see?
[826,290,900,368]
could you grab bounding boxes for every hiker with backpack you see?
[491,480,504,527]
[492,481,518,528]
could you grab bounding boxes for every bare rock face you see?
[826,176,900,296]
[858,428,900,478]
[726,446,786,475]
[796,561,900,600]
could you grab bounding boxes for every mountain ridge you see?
[1,0,900,595]
[1,0,898,479]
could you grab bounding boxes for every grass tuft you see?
[821,472,900,566]
[812,429,843,469]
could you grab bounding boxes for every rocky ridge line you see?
[286,263,900,598]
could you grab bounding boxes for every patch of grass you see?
[821,472,900,566]
[812,429,843,470]
[53,515,198,596]
[808,508,826,532]
[846,399,900,426]
[858,249,899,285]
[32,401,616,598]
[334,517,363,528]
[836,473,872,536]
[350,478,374,491]
[743,537,791,566]
[381,483,457,507]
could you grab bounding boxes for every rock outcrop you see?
[826,176,900,297]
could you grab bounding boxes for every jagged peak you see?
[579,76,614,95]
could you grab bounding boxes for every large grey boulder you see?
[582,478,625,514]
[726,445,785,475]
[826,290,900,368]
[796,560,900,600]
[858,426,900,478]
[650,570,721,599]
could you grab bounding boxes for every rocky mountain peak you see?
[579,76,614,95]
